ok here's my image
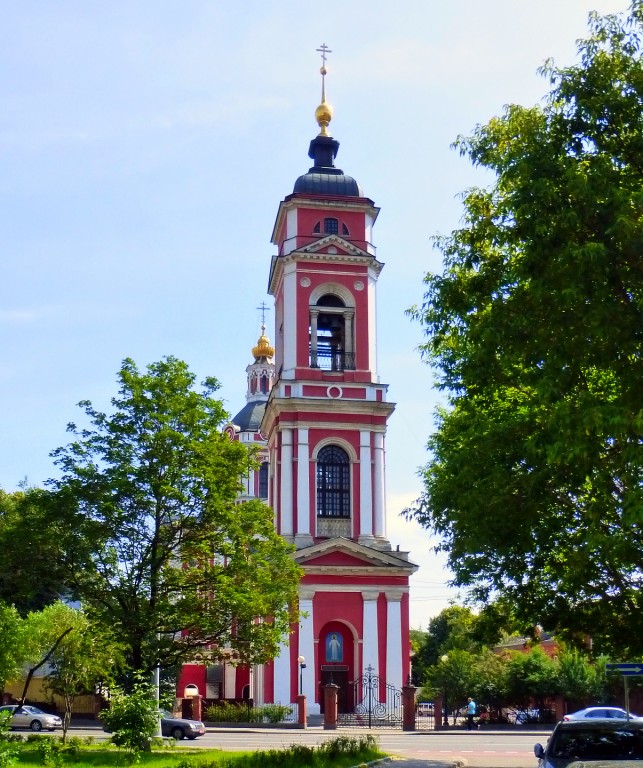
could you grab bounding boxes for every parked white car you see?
[0,705,62,731]
[563,706,642,721]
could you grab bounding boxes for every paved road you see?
[67,724,549,767]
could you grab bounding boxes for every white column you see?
[273,639,291,704]
[310,309,319,366]
[359,431,373,540]
[295,428,313,547]
[224,661,236,700]
[362,591,379,678]
[299,590,319,713]
[282,265,298,377]
[253,664,264,706]
[385,591,404,691]
[373,432,386,538]
[280,428,294,540]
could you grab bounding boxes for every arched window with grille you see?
[324,217,339,234]
[316,445,350,518]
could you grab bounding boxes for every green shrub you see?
[260,704,292,723]
[205,702,254,722]
[204,702,293,724]
[0,710,17,768]
[98,678,160,763]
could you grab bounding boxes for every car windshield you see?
[551,726,643,760]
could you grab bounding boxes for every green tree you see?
[414,606,478,679]
[470,648,508,714]
[407,3,643,656]
[0,489,68,615]
[47,357,301,678]
[37,602,123,740]
[424,649,478,723]
[505,648,560,713]
[0,604,27,696]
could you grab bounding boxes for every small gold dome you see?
[252,331,274,360]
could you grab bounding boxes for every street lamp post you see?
[441,654,449,728]
[297,655,306,695]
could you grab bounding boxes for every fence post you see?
[402,683,417,731]
[297,694,307,728]
[191,695,203,722]
[323,684,339,730]
[435,695,445,729]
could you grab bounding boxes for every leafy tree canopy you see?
[408,3,643,656]
[0,488,69,614]
[47,356,301,676]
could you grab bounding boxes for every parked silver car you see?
[0,704,62,732]
[563,706,642,721]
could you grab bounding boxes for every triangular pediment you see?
[297,234,371,259]
[293,537,417,574]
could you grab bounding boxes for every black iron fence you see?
[338,665,402,728]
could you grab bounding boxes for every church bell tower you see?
[262,47,416,713]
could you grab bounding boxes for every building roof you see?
[293,134,363,197]
[231,400,266,432]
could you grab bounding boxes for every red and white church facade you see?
[179,61,416,714]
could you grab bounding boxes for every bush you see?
[99,679,160,762]
[260,704,292,723]
[204,702,293,724]
[0,710,18,768]
[205,702,255,722]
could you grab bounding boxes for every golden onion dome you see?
[252,326,274,360]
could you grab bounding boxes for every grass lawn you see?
[6,734,385,768]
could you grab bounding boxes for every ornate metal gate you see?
[338,664,402,728]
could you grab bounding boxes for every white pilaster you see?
[224,661,236,700]
[280,428,294,540]
[282,263,297,377]
[373,432,386,538]
[253,664,264,706]
[273,639,291,705]
[295,428,313,547]
[385,591,404,690]
[299,590,319,713]
[359,431,373,539]
[362,591,379,678]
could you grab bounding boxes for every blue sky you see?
[0,0,627,628]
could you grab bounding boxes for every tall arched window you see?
[309,293,355,371]
[317,445,350,518]
[258,461,269,499]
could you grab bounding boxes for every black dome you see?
[231,401,266,432]
[293,134,363,197]
[294,171,362,196]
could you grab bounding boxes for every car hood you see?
[561,762,643,768]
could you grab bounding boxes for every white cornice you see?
[268,247,384,296]
[271,197,380,244]
[261,396,395,438]
[293,536,417,573]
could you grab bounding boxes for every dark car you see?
[160,711,205,740]
[535,718,643,768]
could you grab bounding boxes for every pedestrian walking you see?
[467,697,476,730]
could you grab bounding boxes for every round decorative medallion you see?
[300,277,311,287]
[354,280,364,291]
[327,246,337,254]
[327,386,342,399]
